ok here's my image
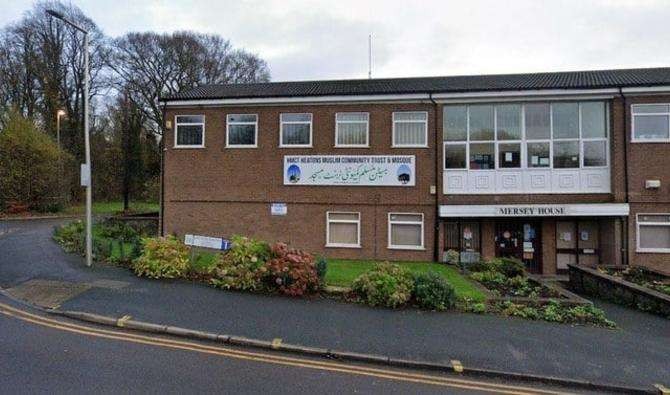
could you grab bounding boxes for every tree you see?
[107,31,270,135]
[0,110,72,212]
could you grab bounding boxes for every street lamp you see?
[56,109,66,148]
[56,109,66,207]
[47,9,93,267]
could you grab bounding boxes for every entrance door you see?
[495,221,542,273]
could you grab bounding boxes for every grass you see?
[326,259,486,302]
[62,201,159,216]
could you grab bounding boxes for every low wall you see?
[568,264,670,317]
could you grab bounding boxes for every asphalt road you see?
[0,296,580,395]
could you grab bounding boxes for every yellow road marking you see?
[116,315,132,327]
[452,359,464,373]
[0,302,571,395]
[271,338,282,349]
[655,384,670,394]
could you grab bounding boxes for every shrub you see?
[265,243,319,296]
[470,270,507,286]
[210,235,270,291]
[53,221,86,254]
[444,249,459,265]
[413,271,456,310]
[315,256,328,283]
[496,257,525,278]
[352,263,414,308]
[132,236,190,279]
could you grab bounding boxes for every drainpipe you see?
[618,88,629,266]
[160,102,166,237]
[430,93,440,262]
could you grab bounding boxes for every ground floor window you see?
[444,221,481,252]
[637,214,670,252]
[388,213,424,250]
[326,212,360,248]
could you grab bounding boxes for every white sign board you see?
[284,155,415,186]
[184,234,231,250]
[271,203,287,216]
[440,203,630,218]
[80,163,90,187]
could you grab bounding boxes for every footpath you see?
[0,218,668,391]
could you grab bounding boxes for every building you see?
[159,67,670,275]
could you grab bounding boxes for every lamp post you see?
[56,109,66,206]
[47,9,93,267]
[56,109,66,148]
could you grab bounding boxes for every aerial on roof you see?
[161,67,670,101]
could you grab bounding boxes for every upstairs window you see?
[175,115,205,148]
[443,102,608,170]
[632,104,670,142]
[393,112,428,147]
[336,113,369,147]
[280,113,312,147]
[226,114,258,147]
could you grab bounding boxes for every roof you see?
[161,67,670,101]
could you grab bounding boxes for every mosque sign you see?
[284,155,415,186]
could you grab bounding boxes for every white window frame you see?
[335,112,369,147]
[387,212,425,250]
[631,104,670,143]
[174,115,205,148]
[280,113,313,148]
[636,213,670,253]
[392,111,428,148]
[326,211,361,248]
[226,114,258,148]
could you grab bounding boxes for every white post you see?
[83,32,93,267]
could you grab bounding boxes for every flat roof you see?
[161,67,670,101]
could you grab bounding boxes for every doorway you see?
[495,220,542,273]
[556,220,600,271]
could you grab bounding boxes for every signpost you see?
[184,234,231,250]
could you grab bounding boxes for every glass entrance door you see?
[495,221,542,273]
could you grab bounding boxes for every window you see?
[388,213,424,249]
[393,112,427,147]
[326,212,360,248]
[637,214,670,252]
[442,102,608,170]
[280,113,312,147]
[175,115,204,148]
[632,104,670,142]
[226,114,257,147]
[336,113,369,146]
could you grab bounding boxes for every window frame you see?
[636,213,670,253]
[174,114,205,149]
[631,104,670,143]
[387,212,425,250]
[335,112,370,147]
[326,211,361,248]
[279,113,313,148]
[226,114,258,148]
[392,111,429,148]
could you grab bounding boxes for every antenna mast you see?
[368,34,372,79]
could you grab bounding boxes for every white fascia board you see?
[432,88,618,102]
[620,86,670,95]
[162,93,431,107]
[439,203,630,218]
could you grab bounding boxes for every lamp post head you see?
[46,9,65,19]
[57,109,66,117]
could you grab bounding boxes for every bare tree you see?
[107,31,270,135]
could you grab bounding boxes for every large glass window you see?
[336,112,369,146]
[393,112,428,147]
[326,212,360,248]
[442,101,608,170]
[388,213,424,249]
[226,114,257,147]
[632,104,670,142]
[280,113,312,147]
[175,115,205,147]
[637,214,670,252]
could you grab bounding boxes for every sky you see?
[3,0,670,82]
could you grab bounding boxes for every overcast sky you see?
[3,0,670,81]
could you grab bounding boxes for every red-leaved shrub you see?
[265,242,319,296]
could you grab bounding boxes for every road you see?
[0,297,578,394]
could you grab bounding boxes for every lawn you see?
[63,201,159,215]
[326,259,485,302]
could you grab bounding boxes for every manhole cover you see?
[6,279,91,309]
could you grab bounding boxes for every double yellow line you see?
[0,301,569,394]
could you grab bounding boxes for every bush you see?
[316,256,328,283]
[53,220,86,254]
[352,263,413,308]
[265,243,319,296]
[132,236,190,279]
[413,271,456,310]
[444,249,459,265]
[210,235,270,291]
[496,257,525,278]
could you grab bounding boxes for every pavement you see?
[1,218,668,390]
